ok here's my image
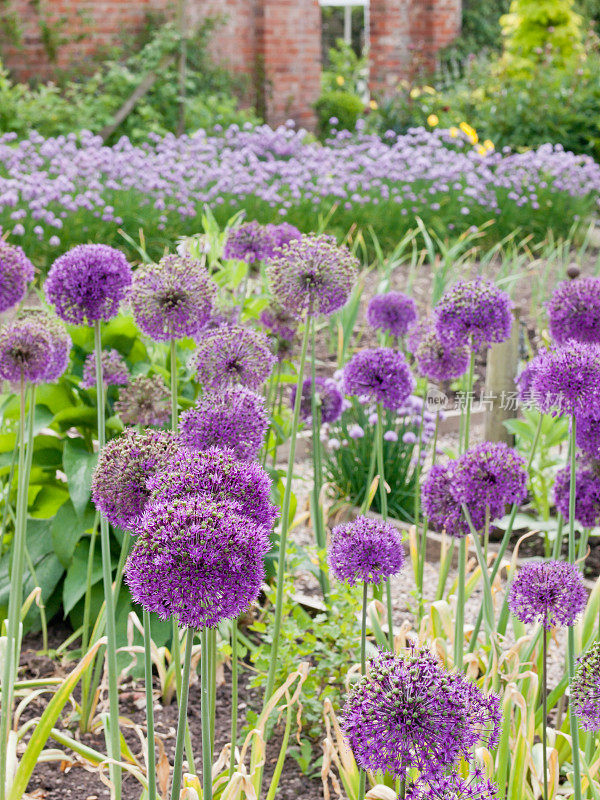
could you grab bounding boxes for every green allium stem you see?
[376,404,394,649]
[310,315,329,601]
[542,627,549,800]
[229,619,239,778]
[567,415,582,800]
[357,580,368,800]
[143,610,157,800]
[171,627,195,800]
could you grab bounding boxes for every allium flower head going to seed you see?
[147,445,277,531]
[421,463,474,539]
[223,221,275,264]
[508,560,586,630]
[342,649,500,779]
[435,279,512,349]
[366,292,417,338]
[0,241,34,312]
[571,641,600,731]
[343,347,415,410]
[125,496,270,628]
[530,342,600,418]
[129,254,216,341]
[414,324,470,382]
[115,374,170,427]
[575,413,600,458]
[554,463,600,527]
[260,305,297,341]
[81,349,129,389]
[290,377,343,424]
[191,325,274,391]
[179,386,268,461]
[547,277,600,345]
[266,233,358,317]
[45,244,132,325]
[0,311,70,384]
[91,429,179,530]
[452,442,528,517]
[407,770,498,800]
[328,515,405,586]
[265,222,302,249]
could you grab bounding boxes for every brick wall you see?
[1,1,460,127]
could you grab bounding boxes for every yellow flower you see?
[475,144,487,156]
[449,127,459,138]
[369,99,378,110]
[427,114,439,127]
[483,139,495,151]
[459,121,478,144]
[410,87,421,99]
[423,85,436,95]
[399,79,410,90]
[336,75,345,86]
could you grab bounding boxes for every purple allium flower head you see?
[530,342,600,418]
[452,442,528,516]
[414,324,470,382]
[290,377,343,424]
[515,353,544,403]
[179,386,268,461]
[554,463,600,527]
[547,277,600,345]
[223,221,275,264]
[328,515,405,585]
[343,348,415,410]
[366,292,417,338]
[265,222,302,249]
[81,348,129,389]
[259,305,297,341]
[45,244,132,325]
[407,770,497,800]
[342,649,500,779]
[129,254,216,341]
[575,413,600,458]
[0,241,34,312]
[91,428,178,530]
[421,463,475,539]
[266,234,358,317]
[508,560,586,629]
[435,279,512,349]
[571,641,600,731]
[115,374,171,427]
[124,496,270,628]
[191,325,274,391]
[147,446,277,531]
[0,311,70,384]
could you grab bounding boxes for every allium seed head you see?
[191,325,274,391]
[81,349,129,389]
[290,377,343,424]
[328,515,405,586]
[508,560,586,629]
[115,374,171,427]
[547,277,600,345]
[366,292,417,338]
[129,254,216,341]
[266,233,358,317]
[571,642,600,731]
[343,347,415,410]
[45,244,132,325]
[179,386,268,461]
[0,241,34,312]
[435,279,512,349]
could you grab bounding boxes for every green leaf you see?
[0,520,62,611]
[63,438,97,516]
[29,484,70,519]
[52,407,98,430]
[63,540,103,616]
[51,501,96,568]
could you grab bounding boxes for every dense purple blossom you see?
[343,348,415,410]
[91,429,178,530]
[115,374,171,427]
[179,386,268,461]
[45,244,132,325]
[81,348,129,389]
[191,325,274,391]
[407,770,497,800]
[366,292,417,338]
[0,241,34,312]
[0,311,70,384]
[530,342,600,418]
[342,649,500,779]
[452,442,528,517]
[223,221,276,264]
[435,279,512,349]
[515,354,544,403]
[421,463,476,538]
[266,234,358,317]
[554,463,600,527]
[265,222,302,248]
[125,496,270,628]
[547,277,600,344]
[575,413,600,458]
[260,305,297,341]
[291,377,343,424]
[328,515,405,586]
[147,446,277,531]
[508,560,586,629]
[414,324,470,382]
[571,642,600,731]
[129,254,215,341]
